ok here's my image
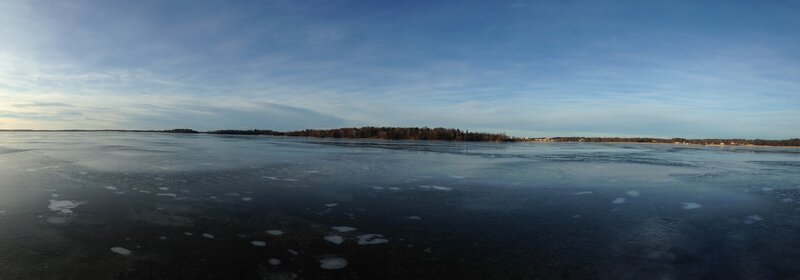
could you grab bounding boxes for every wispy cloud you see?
[0,0,798,138]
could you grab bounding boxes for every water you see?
[1,132,799,279]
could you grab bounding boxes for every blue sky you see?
[1,0,799,138]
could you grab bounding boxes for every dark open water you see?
[1,132,799,279]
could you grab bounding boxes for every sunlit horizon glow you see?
[1,1,799,138]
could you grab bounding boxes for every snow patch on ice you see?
[251,240,266,247]
[681,202,702,210]
[612,198,626,204]
[202,233,214,239]
[324,235,344,244]
[331,226,356,232]
[267,230,283,236]
[626,191,640,197]
[320,257,348,269]
[48,200,81,214]
[356,234,388,245]
[418,185,452,191]
[110,247,131,255]
[744,215,763,224]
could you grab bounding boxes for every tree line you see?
[207,127,509,142]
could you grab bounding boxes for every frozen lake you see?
[1,132,799,279]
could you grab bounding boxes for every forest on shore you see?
[3,127,799,146]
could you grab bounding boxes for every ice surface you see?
[574,191,593,195]
[251,241,266,247]
[105,186,117,190]
[626,191,640,197]
[612,198,626,204]
[156,193,177,197]
[331,226,356,232]
[266,230,283,236]
[406,216,422,220]
[110,247,131,255]
[241,197,252,201]
[202,233,214,239]
[682,202,702,209]
[319,257,348,269]
[268,258,281,265]
[356,234,388,245]
[287,249,299,255]
[325,203,338,207]
[324,235,344,244]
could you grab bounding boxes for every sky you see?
[1,0,799,138]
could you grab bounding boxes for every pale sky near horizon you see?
[1,0,799,138]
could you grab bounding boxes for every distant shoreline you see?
[1,127,798,147]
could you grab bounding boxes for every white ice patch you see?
[139,190,151,194]
[370,186,384,190]
[110,247,132,255]
[241,197,252,201]
[389,187,401,191]
[574,191,593,195]
[288,249,299,255]
[51,194,59,198]
[449,175,466,179]
[268,258,281,265]
[418,185,452,191]
[105,186,117,190]
[331,226,356,232]
[184,232,194,236]
[744,215,763,224]
[156,193,177,197]
[626,191,640,197]
[251,240,266,247]
[319,257,348,270]
[325,203,339,207]
[202,233,214,239]
[681,202,702,210]
[264,176,279,180]
[267,230,283,236]
[356,234,388,245]
[158,187,169,191]
[324,235,344,244]
[406,216,422,220]
[283,178,298,182]
[612,198,626,204]
[48,200,81,214]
